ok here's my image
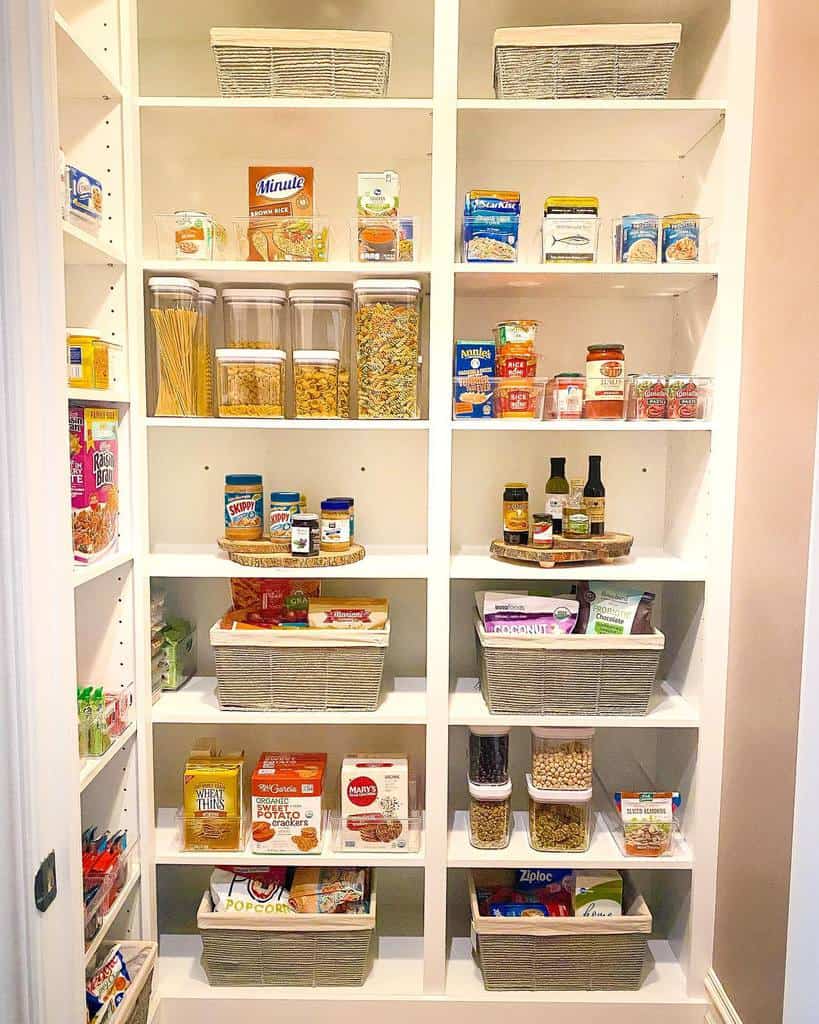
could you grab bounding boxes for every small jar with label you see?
[563,479,591,538]
[327,497,354,540]
[502,482,529,545]
[224,474,263,540]
[269,491,301,546]
[585,344,625,419]
[291,513,319,556]
[532,512,553,548]
[320,500,352,553]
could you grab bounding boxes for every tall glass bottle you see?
[583,455,606,536]
[545,457,570,535]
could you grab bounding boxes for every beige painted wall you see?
[713,2,819,1021]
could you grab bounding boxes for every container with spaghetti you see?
[148,277,202,417]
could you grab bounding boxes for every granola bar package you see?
[70,405,119,564]
[289,867,368,914]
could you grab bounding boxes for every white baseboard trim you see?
[705,969,743,1024]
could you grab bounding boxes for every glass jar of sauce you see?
[585,344,625,418]
[503,483,529,545]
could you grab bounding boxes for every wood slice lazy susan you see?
[491,533,634,569]
[218,537,366,569]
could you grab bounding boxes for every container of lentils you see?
[468,726,511,785]
[526,774,592,853]
[468,779,512,850]
[530,727,593,790]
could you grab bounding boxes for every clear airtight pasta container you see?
[468,726,510,785]
[216,348,285,418]
[148,276,200,416]
[468,779,512,850]
[293,350,339,418]
[527,775,592,853]
[353,279,422,419]
[222,289,288,350]
[530,727,594,791]
[194,286,217,417]
[289,290,352,417]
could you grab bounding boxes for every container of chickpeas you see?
[216,348,285,418]
[468,779,512,850]
[526,774,592,853]
[530,727,593,791]
[293,350,340,418]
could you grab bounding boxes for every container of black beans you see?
[468,726,511,785]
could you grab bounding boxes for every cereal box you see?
[247,166,316,261]
[453,341,495,419]
[69,405,119,564]
[182,743,244,851]
[251,753,326,854]
[340,754,410,850]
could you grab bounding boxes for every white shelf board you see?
[69,388,130,404]
[147,417,428,431]
[79,722,137,792]
[73,551,133,589]
[453,419,711,433]
[454,263,718,298]
[139,96,433,111]
[141,261,431,285]
[446,936,704,1011]
[448,811,693,870]
[153,676,427,725]
[449,680,699,729]
[157,934,424,1000]
[63,222,124,266]
[457,100,726,162]
[84,858,141,965]
[55,11,121,100]
[450,548,706,582]
[146,547,430,579]
[155,807,426,867]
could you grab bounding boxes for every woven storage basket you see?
[493,24,681,100]
[197,885,376,987]
[475,615,664,715]
[469,871,652,991]
[210,620,389,712]
[210,28,391,98]
[94,942,156,1024]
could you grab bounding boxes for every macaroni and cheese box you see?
[247,166,315,261]
[251,753,326,854]
[70,405,119,565]
[453,341,496,418]
[182,743,244,851]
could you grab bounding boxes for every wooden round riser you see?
[218,537,365,568]
[491,533,634,568]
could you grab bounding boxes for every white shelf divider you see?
[147,417,429,431]
[55,11,121,100]
[80,722,137,792]
[146,548,430,579]
[63,222,125,266]
[73,551,133,589]
[450,549,707,582]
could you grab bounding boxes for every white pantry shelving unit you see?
[38,0,759,1020]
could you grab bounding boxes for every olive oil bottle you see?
[563,478,591,537]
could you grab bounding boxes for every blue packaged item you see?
[453,340,495,418]
[614,214,659,264]
[67,164,104,228]
[489,902,551,917]
[661,214,700,263]
[463,190,520,262]
[515,868,574,891]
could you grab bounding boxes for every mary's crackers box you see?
[251,753,326,854]
[453,341,495,418]
[69,405,119,564]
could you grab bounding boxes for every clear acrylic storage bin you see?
[625,375,713,420]
[293,349,340,418]
[147,276,200,416]
[351,217,419,262]
[544,374,586,420]
[611,215,713,264]
[154,213,228,261]
[330,811,423,854]
[234,216,330,262]
[462,215,519,263]
[179,810,247,853]
[223,288,288,350]
[216,348,286,418]
[289,289,352,417]
[468,779,513,850]
[452,376,547,420]
[530,727,594,791]
[526,774,592,853]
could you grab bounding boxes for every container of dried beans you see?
[468,779,512,850]
[353,278,422,419]
[526,774,592,853]
[216,348,285,418]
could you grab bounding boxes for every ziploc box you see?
[572,870,623,917]
[453,340,495,418]
[463,190,520,263]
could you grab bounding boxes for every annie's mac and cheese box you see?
[247,166,315,261]
[251,752,326,854]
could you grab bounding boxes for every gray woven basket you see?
[470,872,652,992]
[475,617,663,716]
[197,891,376,987]
[211,621,389,712]
[211,28,391,98]
[493,24,681,100]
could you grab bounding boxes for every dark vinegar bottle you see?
[583,455,606,536]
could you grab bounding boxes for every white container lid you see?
[469,725,511,737]
[468,778,512,801]
[66,327,99,337]
[215,348,286,363]
[530,727,594,740]
[293,349,340,363]
[198,287,218,302]
[222,288,287,304]
[353,279,421,292]
[289,289,352,304]
[526,774,593,804]
[148,277,200,293]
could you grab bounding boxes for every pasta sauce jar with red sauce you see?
[585,344,625,418]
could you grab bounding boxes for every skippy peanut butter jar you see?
[251,753,327,854]
[247,166,316,261]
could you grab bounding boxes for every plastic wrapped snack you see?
[210,866,293,915]
[289,867,368,914]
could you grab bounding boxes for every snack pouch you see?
[86,945,131,1020]
[210,866,293,915]
[289,867,367,914]
[575,583,655,635]
[480,592,579,636]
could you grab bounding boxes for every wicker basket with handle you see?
[210,28,392,98]
[210,620,389,711]
[469,870,652,991]
[475,615,664,715]
[493,23,681,100]
[196,883,376,987]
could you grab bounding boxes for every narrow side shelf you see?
[80,721,137,791]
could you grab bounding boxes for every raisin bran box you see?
[69,405,119,564]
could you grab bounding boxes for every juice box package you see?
[69,405,119,565]
[247,166,316,261]
[453,340,496,419]
[340,754,410,850]
[251,753,326,854]
[182,743,245,851]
